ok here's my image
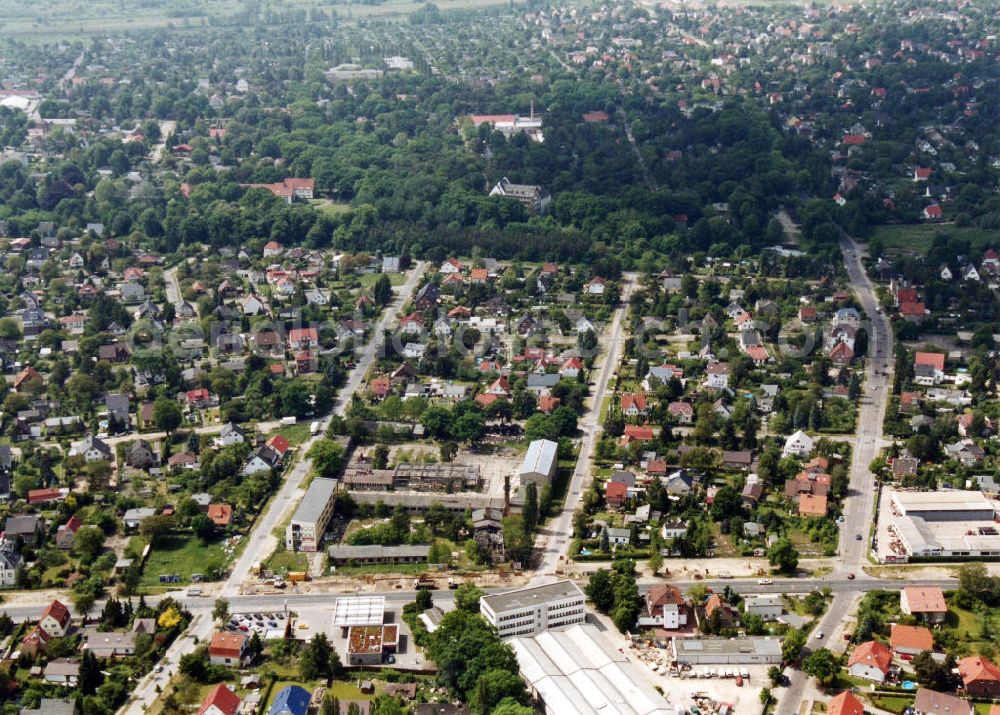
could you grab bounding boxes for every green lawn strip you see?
[139,535,227,588]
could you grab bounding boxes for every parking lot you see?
[226,610,289,640]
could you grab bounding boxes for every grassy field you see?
[267,421,314,447]
[264,549,309,574]
[311,199,353,216]
[869,224,999,254]
[0,0,516,41]
[358,271,406,288]
[139,535,227,588]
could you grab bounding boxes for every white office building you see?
[480,580,586,639]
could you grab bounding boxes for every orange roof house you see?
[901,586,947,622]
[798,493,828,517]
[959,656,1000,697]
[207,504,232,527]
[828,691,865,715]
[847,641,892,681]
[890,624,933,654]
[914,351,945,371]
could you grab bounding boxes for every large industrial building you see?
[883,488,1000,559]
[285,477,338,552]
[509,623,672,715]
[517,439,559,489]
[480,581,586,639]
[672,637,783,665]
[891,490,997,521]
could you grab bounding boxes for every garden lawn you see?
[867,694,914,714]
[139,536,227,588]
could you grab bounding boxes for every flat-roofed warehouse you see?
[891,490,997,521]
[328,544,430,566]
[509,623,672,715]
[672,637,783,665]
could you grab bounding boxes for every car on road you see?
[757,578,773,585]
[814,631,824,640]
[856,534,863,540]
[847,573,856,580]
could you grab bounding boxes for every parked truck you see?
[414,575,437,590]
[287,571,308,583]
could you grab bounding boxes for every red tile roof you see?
[848,641,892,674]
[208,631,246,659]
[828,691,865,715]
[198,684,241,715]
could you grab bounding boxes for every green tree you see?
[768,538,799,574]
[782,629,807,662]
[470,669,531,715]
[212,598,229,623]
[802,648,840,686]
[300,633,341,681]
[415,587,433,611]
[454,582,485,614]
[73,526,105,563]
[586,569,616,612]
[306,439,346,477]
[73,591,96,622]
[913,651,958,691]
[372,273,392,305]
[153,397,183,434]
[648,551,663,577]
[79,648,103,695]
[140,514,174,546]
[490,698,533,715]
[522,482,538,535]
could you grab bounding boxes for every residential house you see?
[215,423,247,447]
[743,594,783,621]
[637,584,689,630]
[39,599,72,637]
[782,430,814,458]
[82,628,136,658]
[890,624,934,656]
[209,631,252,667]
[268,685,311,715]
[706,362,729,390]
[42,658,79,686]
[847,641,892,682]
[0,542,23,587]
[198,684,242,715]
[55,515,81,549]
[827,692,865,715]
[912,688,972,715]
[122,508,157,530]
[69,436,112,462]
[901,586,947,623]
[5,515,44,546]
[621,393,648,418]
[958,656,1000,698]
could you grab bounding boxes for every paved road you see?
[776,232,894,715]
[120,263,425,715]
[531,273,637,583]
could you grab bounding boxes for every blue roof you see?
[269,685,311,715]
